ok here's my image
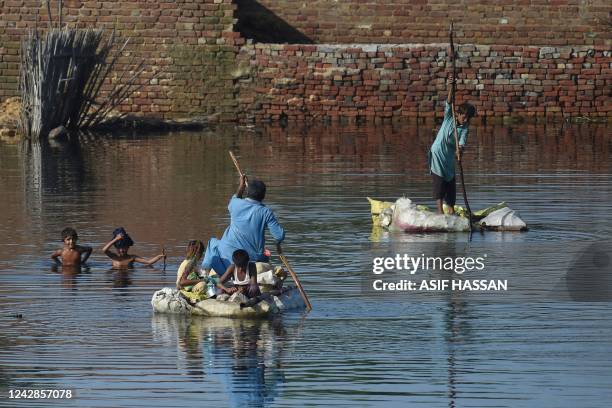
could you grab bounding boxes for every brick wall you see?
[235,44,611,122]
[1,1,611,123]
[238,0,611,46]
[0,0,241,120]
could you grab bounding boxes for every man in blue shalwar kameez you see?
[202,175,285,275]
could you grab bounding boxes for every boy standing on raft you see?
[428,71,476,215]
[201,174,285,275]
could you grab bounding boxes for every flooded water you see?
[0,122,611,407]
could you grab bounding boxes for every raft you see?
[151,286,306,318]
[368,197,527,233]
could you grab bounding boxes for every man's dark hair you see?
[246,180,266,202]
[61,227,78,241]
[232,249,250,269]
[457,103,476,119]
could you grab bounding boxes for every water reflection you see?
[20,139,87,203]
[0,123,611,407]
[107,269,133,289]
[50,264,89,291]
[18,139,91,257]
[152,315,302,407]
[243,122,612,175]
[444,297,473,408]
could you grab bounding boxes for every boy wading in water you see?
[51,227,92,266]
[428,71,476,215]
[102,227,166,269]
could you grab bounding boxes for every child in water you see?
[102,227,165,269]
[51,227,92,266]
[176,240,207,293]
[217,249,261,298]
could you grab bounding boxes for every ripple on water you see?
[1,123,611,407]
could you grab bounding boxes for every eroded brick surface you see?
[1,1,610,122]
[235,44,611,122]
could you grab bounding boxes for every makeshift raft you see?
[368,197,528,233]
[151,286,306,318]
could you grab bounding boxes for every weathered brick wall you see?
[1,0,611,123]
[236,44,611,122]
[0,0,241,120]
[238,0,611,46]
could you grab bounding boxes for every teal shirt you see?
[428,101,469,182]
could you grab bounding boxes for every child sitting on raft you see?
[51,227,92,267]
[176,240,207,294]
[217,249,261,299]
[102,227,166,269]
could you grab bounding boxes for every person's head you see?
[186,240,205,261]
[456,103,476,126]
[112,227,134,256]
[232,249,250,270]
[61,227,78,248]
[246,180,266,202]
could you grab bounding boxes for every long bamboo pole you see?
[279,254,313,311]
[448,22,473,233]
[228,151,312,311]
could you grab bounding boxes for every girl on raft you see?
[176,239,207,293]
[177,243,261,304]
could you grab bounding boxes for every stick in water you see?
[162,247,166,271]
[279,253,313,312]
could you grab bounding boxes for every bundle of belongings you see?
[368,197,527,233]
[177,262,288,305]
[152,263,304,318]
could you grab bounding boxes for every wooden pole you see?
[228,151,312,312]
[162,247,166,271]
[449,22,473,233]
[279,254,313,312]
[229,151,245,177]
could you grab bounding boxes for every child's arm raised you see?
[102,235,123,260]
[51,249,63,265]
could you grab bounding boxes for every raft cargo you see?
[368,197,528,233]
[151,286,306,318]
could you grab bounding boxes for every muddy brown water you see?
[0,122,611,407]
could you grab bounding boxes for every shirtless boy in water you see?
[102,227,166,269]
[51,227,92,266]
